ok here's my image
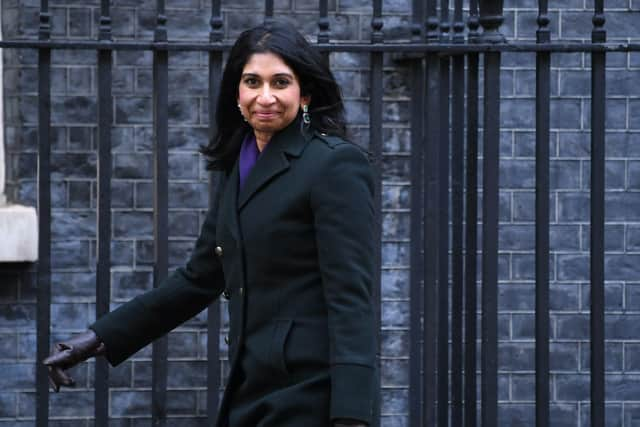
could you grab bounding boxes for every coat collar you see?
[237,118,313,210]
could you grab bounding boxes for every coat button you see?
[224,336,230,345]
[222,290,230,300]
[214,246,223,257]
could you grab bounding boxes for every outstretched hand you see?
[42,329,106,392]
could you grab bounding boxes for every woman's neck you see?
[254,130,273,152]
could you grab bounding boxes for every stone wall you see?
[1,0,640,425]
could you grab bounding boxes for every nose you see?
[257,85,275,104]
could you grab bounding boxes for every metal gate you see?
[2,0,639,425]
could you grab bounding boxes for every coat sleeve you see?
[90,181,226,367]
[310,143,377,424]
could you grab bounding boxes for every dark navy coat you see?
[91,120,377,426]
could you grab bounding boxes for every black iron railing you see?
[7,0,638,426]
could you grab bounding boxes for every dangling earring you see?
[302,104,311,125]
[238,104,247,122]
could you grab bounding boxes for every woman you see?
[44,21,377,427]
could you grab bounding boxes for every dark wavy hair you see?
[200,21,347,172]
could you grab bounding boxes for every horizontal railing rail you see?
[1,39,639,52]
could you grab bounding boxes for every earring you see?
[238,104,247,122]
[302,104,311,125]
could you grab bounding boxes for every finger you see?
[42,354,60,366]
[48,365,75,388]
[47,366,61,392]
[42,349,74,367]
[47,368,60,393]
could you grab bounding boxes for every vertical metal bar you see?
[152,1,169,425]
[95,1,113,425]
[423,1,440,424]
[264,0,274,23]
[478,2,503,426]
[464,2,479,426]
[450,0,465,425]
[318,0,330,44]
[409,1,424,425]
[590,3,606,426]
[317,0,330,64]
[370,4,383,426]
[535,2,550,426]
[437,0,451,424]
[207,1,223,422]
[481,50,500,427]
[35,2,51,426]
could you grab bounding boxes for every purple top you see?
[238,133,260,189]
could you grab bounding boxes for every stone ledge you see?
[0,204,38,262]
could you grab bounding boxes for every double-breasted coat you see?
[90,119,378,426]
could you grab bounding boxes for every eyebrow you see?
[241,72,295,79]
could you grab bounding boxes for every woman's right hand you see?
[42,329,106,392]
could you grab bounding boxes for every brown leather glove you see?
[42,329,106,392]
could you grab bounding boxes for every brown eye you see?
[274,78,290,88]
[243,77,259,87]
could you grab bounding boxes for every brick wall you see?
[1,0,639,425]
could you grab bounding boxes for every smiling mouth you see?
[254,111,280,118]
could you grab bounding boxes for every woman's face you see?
[237,52,310,139]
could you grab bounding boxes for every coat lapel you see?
[237,119,312,211]
[220,160,241,243]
